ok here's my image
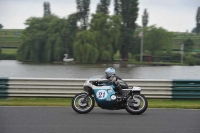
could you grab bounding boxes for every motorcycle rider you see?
[105,67,128,98]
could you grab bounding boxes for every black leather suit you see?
[108,75,128,95]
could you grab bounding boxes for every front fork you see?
[81,93,89,104]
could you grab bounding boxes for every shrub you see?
[0,54,16,60]
[113,51,121,60]
[185,55,196,66]
[195,58,200,65]
[171,53,181,63]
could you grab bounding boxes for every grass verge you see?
[0,98,200,109]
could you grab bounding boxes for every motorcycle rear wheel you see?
[125,94,148,115]
[72,93,94,114]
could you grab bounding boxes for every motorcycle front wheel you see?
[72,93,94,114]
[125,94,148,115]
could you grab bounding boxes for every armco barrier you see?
[172,80,200,99]
[0,78,199,99]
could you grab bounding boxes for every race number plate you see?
[96,90,108,99]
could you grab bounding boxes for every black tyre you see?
[72,93,94,114]
[125,94,148,115]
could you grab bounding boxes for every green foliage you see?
[113,50,121,60]
[138,26,173,55]
[1,48,17,55]
[195,58,200,65]
[118,0,139,59]
[17,15,68,62]
[120,0,138,29]
[65,13,79,58]
[76,0,90,30]
[73,30,99,63]
[90,13,121,61]
[196,7,200,34]
[185,54,196,66]
[54,37,65,61]
[114,0,121,15]
[142,9,148,27]
[96,0,111,14]
[0,53,16,60]
[101,51,111,60]
[191,27,197,33]
[183,39,194,52]
[0,24,3,29]
[43,2,51,16]
[131,36,140,55]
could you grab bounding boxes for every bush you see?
[101,51,111,61]
[113,51,121,60]
[0,54,16,60]
[135,54,140,62]
[171,53,181,63]
[195,58,200,65]
[185,55,196,66]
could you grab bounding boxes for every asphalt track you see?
[0,107,200,133]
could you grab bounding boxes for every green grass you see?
[0,98,72,106]
[1,48,17,54]
[0,98,200,109]
[0,29,23,36]
[0,29,22,48]
[0,36,21,41]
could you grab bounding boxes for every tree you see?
[142,9,148,27]
[65,13,79,58]
[0,24,3,29]
[90,13,121,61]
[184,39,194,53]
[96,0,111,14]
[76,0,90,30]
[191,27,196,33]
[196,7,200,34]
[136,26,173,55]
[114,0,121,15]
[116,0,139,60]
[73,30,99,63]
[18,15,68,62]
[44,2,51,16]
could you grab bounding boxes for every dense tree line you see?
[18,15,68,62]
[18,0,175,63]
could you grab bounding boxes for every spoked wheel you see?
[72,93,94,114]
[126,94,148,115]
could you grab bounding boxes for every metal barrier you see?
[172,80,200,99]
[0,78,199,99]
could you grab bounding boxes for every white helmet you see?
[105,67,115,79]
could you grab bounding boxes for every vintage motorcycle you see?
[71,75,148,115]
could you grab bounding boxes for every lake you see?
[0,60,200,79]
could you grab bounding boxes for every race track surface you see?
[0,107,200,133]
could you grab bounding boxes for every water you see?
[0,60,200,79]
